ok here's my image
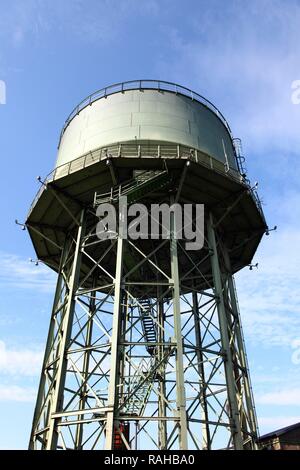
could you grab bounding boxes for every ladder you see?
[94,169,172,206]
[139,298,157,355]
[124,359,154,416]
[233,138,247,176]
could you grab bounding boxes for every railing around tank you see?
[58,80,233,144]
[28,142,265,220]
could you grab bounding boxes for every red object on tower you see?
[113,423,130,450]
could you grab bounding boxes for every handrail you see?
[27,142,246,220]
[27,140,265,224]
[58,79,233,144]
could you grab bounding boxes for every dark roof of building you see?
[259,422,300,441]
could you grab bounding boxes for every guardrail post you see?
[83,154,87,169]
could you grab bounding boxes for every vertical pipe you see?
[118,290,128,428]
[170,197,188,449]
[105,235,124,449]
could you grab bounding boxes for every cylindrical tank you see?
[56,81,237,171]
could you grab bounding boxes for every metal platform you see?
[26,146,266,295]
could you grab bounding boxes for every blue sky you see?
[0,0,300,449]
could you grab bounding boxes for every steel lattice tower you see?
[26,81,267,450]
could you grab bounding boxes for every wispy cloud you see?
[157,0,300,153]
[258,415,300,433]
[0,0,161,47]
[0,340,43,376]
[236,223,300,348]
[0,251,56,292]
[236,192,300,348]
[257,388,300,406]
[0,385,36,402]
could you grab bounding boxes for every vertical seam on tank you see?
[188,119,191,134]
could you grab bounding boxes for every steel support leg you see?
[105,235,124,449]
[45,210,86,449]
[170,201,188,450]
[29,238,70,449]
[207,212,244,450]
[222,246,258,448]
[157,293,167,450]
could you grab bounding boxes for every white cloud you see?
[0,385,36,402]
[157,0,300,154]
[0,251,56,292]
[235,224,300,348]
[257,388,300,406]
[253,373,291,385]
[0,0,161,46]
[0,340,43,376]
[258,415,300,433]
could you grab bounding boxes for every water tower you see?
[26,80,267,450]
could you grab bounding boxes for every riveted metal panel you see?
[56,89,237,170]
